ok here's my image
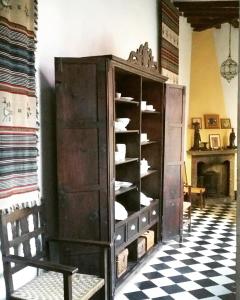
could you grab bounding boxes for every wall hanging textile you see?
[0,0,38,199]
[0,130,38,198]
[160,0,179,84]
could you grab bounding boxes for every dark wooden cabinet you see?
[55,55,185,298]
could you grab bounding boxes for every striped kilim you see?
[160,0,179,84]
[0,1,38,199]
[0,130,38,199]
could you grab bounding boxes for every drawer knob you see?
[130,224,136,231]
[142,217,147,223]
[116,234,122,241]
[152,210,156,216]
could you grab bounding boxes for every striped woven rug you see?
[0,1,38,199]
[0,131,38,199]
[160,0,179,84]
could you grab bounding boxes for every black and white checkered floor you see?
[115,202,236,300]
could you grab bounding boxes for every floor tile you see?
[189,288,215,298]
[124,291,149,300]
[205,285,231,296]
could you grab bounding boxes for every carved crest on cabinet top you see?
[128,42,158,72]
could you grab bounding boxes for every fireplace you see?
[189,149,236,199]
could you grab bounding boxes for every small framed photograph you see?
[191,117,202,129]
[220,118,231,129]
[204,114,220,129]
[209,134,221,149]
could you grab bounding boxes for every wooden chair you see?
[0,202,111,300]
[184,162,206,210]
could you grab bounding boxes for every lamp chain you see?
[229,24,231,58]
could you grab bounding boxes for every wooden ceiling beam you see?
[172,0,239,31]
[173,1,239,9]
[187,17,236,24]
[192,18,239,30]
[183,10,239,17]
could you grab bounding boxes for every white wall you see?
[37,0,158,87]
[178,17,192,157]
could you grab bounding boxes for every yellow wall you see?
[186,29,231,183]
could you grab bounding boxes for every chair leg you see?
[63,274,72,300]
[188,207,191,232]
[203,192,206,208]
[200,191,203,210]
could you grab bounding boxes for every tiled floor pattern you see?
[115,202,236,299]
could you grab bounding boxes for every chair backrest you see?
[0,202,46,295]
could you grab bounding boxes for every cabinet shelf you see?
[115,185,137,196]
[115,99,139,105]
[115,157,138,165]
[115,130,139,134]
[142,111,160,114]
[141,169,158,178]
[141,140,158,146]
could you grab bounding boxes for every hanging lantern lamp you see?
[220,24,238,83]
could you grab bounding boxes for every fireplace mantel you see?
[188,149,237,199]
[188,149,237,157]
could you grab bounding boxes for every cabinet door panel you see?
[162,85,185,241]
[57,63,97,123]
[58,191,100,239]
[58,128,99,190]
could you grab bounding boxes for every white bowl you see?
[115,151,125,162]
[115,122,127,131]
[116,118,130,128]
[141,133,148,142]
[116,143,126,154]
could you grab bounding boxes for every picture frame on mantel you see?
[191,117,202,129]
[204,114,220,129]
[220,118,231,129]
[209,134,221,149]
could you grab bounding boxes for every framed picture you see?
[220,118,231,129]
[191,117,202,129]
[204,114,220,129]
[209,134,221,149]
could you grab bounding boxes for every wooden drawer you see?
[150,204,158,222]
[141,230,155,251]
[116,248,129,278]
[115,224,126,248]
[127,217,139,240]
[139,210,149,230]
[137,237,146,258]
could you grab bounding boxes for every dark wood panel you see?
[164,127,183,162]
[162,85,185,241]
[58,191,101,239]
[57,63,97,124]
[162,198,181,239]
[163,165,181,200]
[58,129,99,191]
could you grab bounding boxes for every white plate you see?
[115,128,127,132]
[115,181,133,188]
[120,181,133,188]
[120,97,134,101]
